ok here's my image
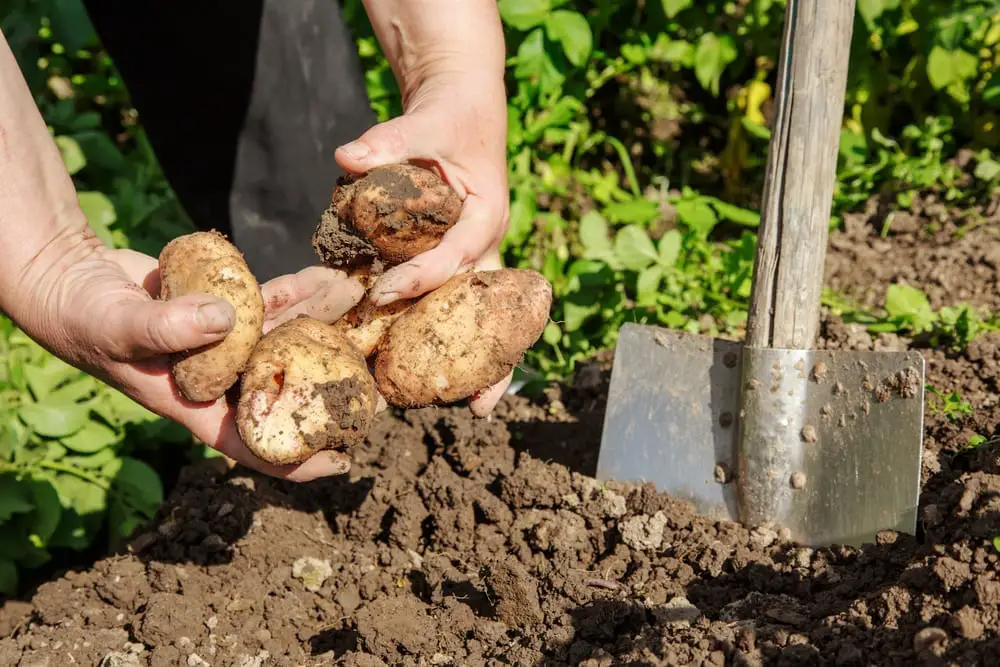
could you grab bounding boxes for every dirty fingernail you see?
[196,301,235,333]
[339,141,371,160]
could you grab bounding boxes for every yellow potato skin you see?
[158,231,264,403]
[237,316,379,465]
[373,269,553,408]
[334,297,415,358]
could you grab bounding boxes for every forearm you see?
[0,30,94,317]
[360,0,505,102]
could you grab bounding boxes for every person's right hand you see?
[8,227,365,483]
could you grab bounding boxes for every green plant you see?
[925,384,975,422]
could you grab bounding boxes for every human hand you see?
[334,72,512,416]
[11,236,365,483]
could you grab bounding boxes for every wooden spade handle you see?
[744,0,857,350]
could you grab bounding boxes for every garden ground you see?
[2,192,1000,665]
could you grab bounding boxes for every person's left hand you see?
[333,72,512,417]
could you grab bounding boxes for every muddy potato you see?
[334,297,416,358]
[373,269,553,407]
[312,163,462,270]
[237,316,380,466]
[158,230,264,403]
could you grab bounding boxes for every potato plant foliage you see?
[1,0,999,595]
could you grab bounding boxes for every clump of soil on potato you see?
[4,193,1000,666]
[311,197,382,273]
[312,164,462,273]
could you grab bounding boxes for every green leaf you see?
[693,33,738,96]
[563,298,600,332]
[77,192,117,247]
[51,474,108,518]
[108,457,163,515]
[662,0,693,18]
[675,199,718,236]
[0,558,17,597]
[659,40,695,66]
[25,478,62,545]
[885,284,935,332]
[857,0,900,26]
[885,284,931,318]
[18,398,89,438]
[636,266,664,306]
[542,322,562,346]
[926,46,978,91]
[545,10,593,67]
[498,0,551,30]
[707,198,761,227]
[658,230,682,267]
[513,28,564,97]
[61,420,119,454]
[993,536,1000,553]
[54,135,87,175]
[579,211,613,257]
[0,479,35,521]
[62,448,119,470]
[604,199,661,225]
[974,158,1000,182]
[23,355,79,401]
[614,226,659,271]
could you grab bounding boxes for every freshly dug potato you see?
[158,230,264,403]
[312,163,462,270]
[373,269,553,407]
[236,316,380,465]
[334,297,416,358]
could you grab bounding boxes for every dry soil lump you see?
[157,230,264,403]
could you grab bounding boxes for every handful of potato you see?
[157,163,553,468]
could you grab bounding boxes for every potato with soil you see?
[333,296,416,358]
[312,163,462,271]
[237,316,380,466]
[158,230,265,402]
[374,269,553,407]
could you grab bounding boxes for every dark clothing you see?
[81,0,376,281]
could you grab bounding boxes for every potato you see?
[334,297,416,358]
[158,230,264,403]
[373,269,553,407]
[312,163,462,271]
[236,316,380,465]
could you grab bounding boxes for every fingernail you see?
[372,291,399,307]
[196,301,235,333]
[339,141,371,160]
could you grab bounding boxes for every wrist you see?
[0,207,99,331]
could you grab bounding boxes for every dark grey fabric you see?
[80,0,376,281]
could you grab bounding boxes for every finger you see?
[100,293,235,362]
[368,194,502,305]
[469,371,513,418]
[195,409,354,483]
[334,113,456,181]
[265,277,365,333]
[261,266,346,319]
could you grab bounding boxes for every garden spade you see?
[595,0,926,548]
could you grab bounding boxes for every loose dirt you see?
[3,194,1000,666]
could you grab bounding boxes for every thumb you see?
[334,113,447,175]
[102,293,236,362]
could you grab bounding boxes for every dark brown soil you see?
[4,195,1000,666]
